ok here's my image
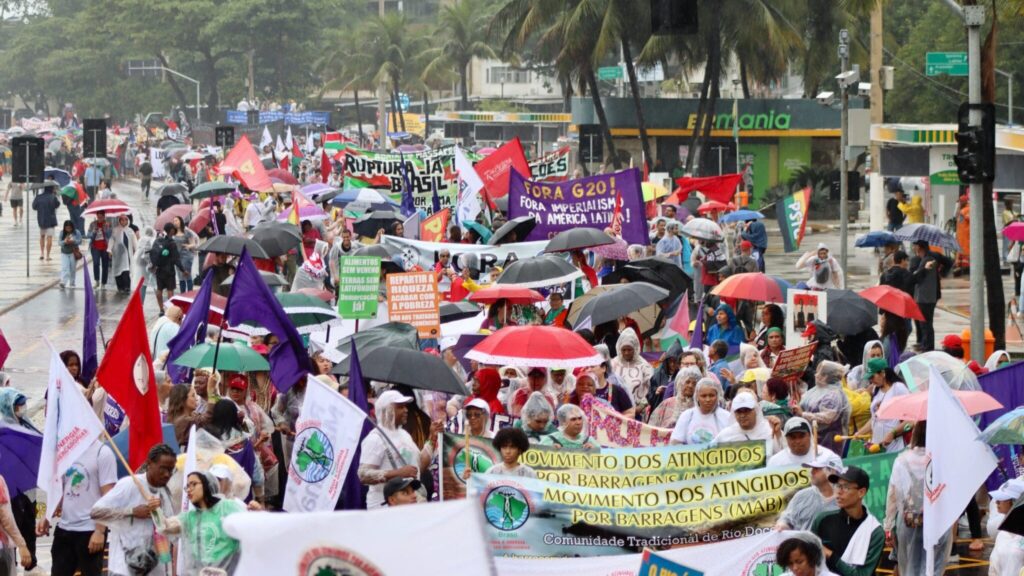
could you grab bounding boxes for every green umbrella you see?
[980,408,1024,445]
[173,342,270,372]
[60,185,77,199]
[463,221,492,243]
[233,292,341,336]
[190,181,237,199]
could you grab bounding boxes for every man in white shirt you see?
[767,417,838,468]
[37,441,117,576]
[149,305,182,358]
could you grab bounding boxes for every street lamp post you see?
[128,64,201,122]
[838,30,851,274]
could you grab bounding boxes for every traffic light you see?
[954,102,995,184]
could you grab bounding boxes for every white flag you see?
[306,132,318,154]
[455,145,484,225]
[275,134,286,156]
[176,424,198,569]
[38,341,105,520]
[282,376,367,512]
[225,500,494,575]
[923,365,998,548]
[260,126,272,150]
[285,126,294,151]
[403,212,421,240]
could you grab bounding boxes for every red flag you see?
[668,173,743,204]
[321,149,331,183]
[474,137,532,200]
[668,290,690,338]
[95,282,162,470]
[279,156,289,171]
[164,119,178,131]
[218,134,274,192]
[420,209,450,242]
[292,141,304,159]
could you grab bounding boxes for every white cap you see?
[991,479,1024,502]
[376,389,414,412]
[464,398,490,413]
[802,453,846,474]
[209,464,233,481]
[730,393,757,411]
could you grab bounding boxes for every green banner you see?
[336,256,381,319]
[844,450,898,522]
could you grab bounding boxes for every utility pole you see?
[376,0,389,152]
[965,5,986,362]
[868,3,885,231]
[838,29,850,274]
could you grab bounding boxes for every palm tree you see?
[362,12,428,134]
[422,0,498,109]
[317,28,376,145]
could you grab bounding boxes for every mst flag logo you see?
[298,546,384,576]
[924,453,945,504]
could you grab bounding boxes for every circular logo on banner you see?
[452,447,495,484]
[293,427,335,483]
[132,354,150,395]
[298,546,384,576]
[484,485,530,531]
[741,548,785,576]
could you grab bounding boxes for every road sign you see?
[597,66,623,81]
[398,93,410,112]
[926,52,968,77]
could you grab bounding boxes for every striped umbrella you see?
[894,223,960,252]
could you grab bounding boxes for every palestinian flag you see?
[323,132,351,151]
[344,175,393,189]
[291,141,303,159]
[775,186,811,253]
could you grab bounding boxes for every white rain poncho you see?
[846,340,885,391]
[91,473,176,576]
[884,446,951,573]
[670,378,733,445]
[611,328,653,407]
[796,242,845,289]
[517,391,557,443]
[649,366,701,429]
[357,396,433,508]
[799,361,851,454]
[778,531,838,575]
[714,390,780,456]
[160,471,246,576]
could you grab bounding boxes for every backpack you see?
[149,238,173,268]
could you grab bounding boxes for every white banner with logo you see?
[382,235,547,281]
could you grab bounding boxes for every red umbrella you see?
[189,210,211,234]
[155,204,193,231]
[711,272,784,303]
[876,389,1002,421]
[168,290,228,326]
[858,285,925,321]
[82,199,130,217]
[1004,222,1024,242]
[697,200,728,214]
[468,285,544,305]
[296,287,334,303]
[267,168,298,185]
[465,325,603,369]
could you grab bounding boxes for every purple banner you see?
[508,168,648,246]
[978,361,1024,490]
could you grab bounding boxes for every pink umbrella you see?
[267,168,298,185]
[189,210,211,234]
[1004,222,1024,242]
[82,199,130,217]
[876,389,1002,421]
[476,147,498,157]
[154,204,193,231]
[591,237,630,261]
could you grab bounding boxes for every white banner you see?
[283,376,367,513]
[382,235,547,281]
[456,145,485,224]
[149,148,166,179]
[38,342,105,520]
[225,500,495,575]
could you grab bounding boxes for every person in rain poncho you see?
[358,390,442,508]
[135,226,157,303]
[670,378,733,445]
[775,453,842,533]
[610,328,654,414]
[796,243,844,290]
[792,361,851,454]
[508,367,557,418]
[290,249,328,292]
[499,366,527,414]
[467,368,506,416]
[846,341,885,392]
[108,213,138,294]
[723,343,766,389]
[542,404,595,449]
[515,391,557,444]
[853,359,910,453]
[714,390,782,457]
[157,471,245,575]
[706,302,746,348]
[986,350,1013,371]
[547,368,575,406]
[649,366,700,429]
[884,422,951,574]
[462,398,493,439]
[647,341,682,412]
[987,478,1024,576]
[776,532,838,576]
[222,194,244,237]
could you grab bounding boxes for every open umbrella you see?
[858,285,925,321]
[335,322,420,357]
[854,230,900,248]
[440,301,483,323]
[188,210,211,235]
[330,187,394,207]
[159,183,188,198]
[353,244,400,260]
[173,341,270,372]
[894,223,960,252]
[462,221,493,244]
[296,287,335,303]
[251,221,302,258]
[605,256,689,305]
[488,216,536,246]
[221,270,289,288]
[897,351,982,392]
[154,204,193,231]
[82,199,131,217]
[43,168,71,187]
[697,200,729,214]
[353,210,401,238]
[198,236,269,259]
[567,282,669,336]
[466,325,603,369]
[0,426,42,498]
[591,237,631,261]
[268,168,298,185]
[980,407,1024,445]
[824,289,877,336]
[468,285,544,305]
[681,218,724,242]
[494,255,582,288]
[169,290,228,325]
[543,228,615,253]
[190,181,236,199]
[719,210,764,224]
[332,347,468,395]
[1004,222,1024,243]
[711,272,784,303]
[876,389,1001,421]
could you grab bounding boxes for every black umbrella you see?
[606,256,689,305]
[159,183,188,198]
[221,270,289,287]
[353,244,400,259]
[335,322,419,357]
[250,221,302,257]
[495,254,581,288]
[544,228,615,253]
[261,157,277,169]
[353,210,401,238]
[332,347,468,395]
[199,235,269,259]
[157,195,181,213]
[492,194,509,214]
[568,282,670,331]
[488,215,536,245]
[824,289,878,336]
[440,301,483,323]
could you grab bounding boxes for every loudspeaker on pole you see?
[11,136,45,183]
[83,118,107,158]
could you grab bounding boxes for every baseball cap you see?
[990,479,1024,502]
[209,464,233,481]
[803,453,846,474]
[383,477,422,503]
[942,334,963,349]
[464,398,490,412]
[731,393,757,412]
[864,357,888,378]
[528,367,547,377]
[783,417,812,436]
[228,375,248,390]
[740,240,753,250]
[828,465,870,489]
[376,390,414,412]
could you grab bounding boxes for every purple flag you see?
[224,248,311,392]
[338,339,372,510]
[82,260,99,383]
[431,179,442,214]
[399,152,416,218]
[0,425,42,499]
[165,269,214,384]
[887,335,901,370]
[690,296,706,350]
[979,361,1024,490]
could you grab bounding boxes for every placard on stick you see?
[337,256,381,319]
[386,271,440,338]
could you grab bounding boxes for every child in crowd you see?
[487,428,536,478]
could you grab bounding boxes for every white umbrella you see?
[681,217,724,242]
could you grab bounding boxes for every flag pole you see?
[464,416,471,473]
[811,420,819,457]
[100,427,151,500]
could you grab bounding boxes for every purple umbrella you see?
[591,237,630,261]
[451,333,488,374]
[300,183,338,201]
[0,425,42,498]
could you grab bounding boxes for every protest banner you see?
[769,342,816,382]
[467,465,809,557]
[784,289,827,348]
[420,208,450,242]
[844,450,897,522]
[582,395,672,447]
[382,236,547,281]
[386,271,440,338]
[336,256,381,319]
[440,433,766,500]
[639,550,704,576]
[528,147,571,182]
[342,144,465,213]
[507,167,648,245]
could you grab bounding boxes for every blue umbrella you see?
[463,221,493,244]
[770,275,791,299]
[855,230,900,248]
[107,423,180,477]
[330,187,395,207]
[44,168,72,187]
[719,209,765,224]
[0,425,42,498]
[894,223,960,252]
